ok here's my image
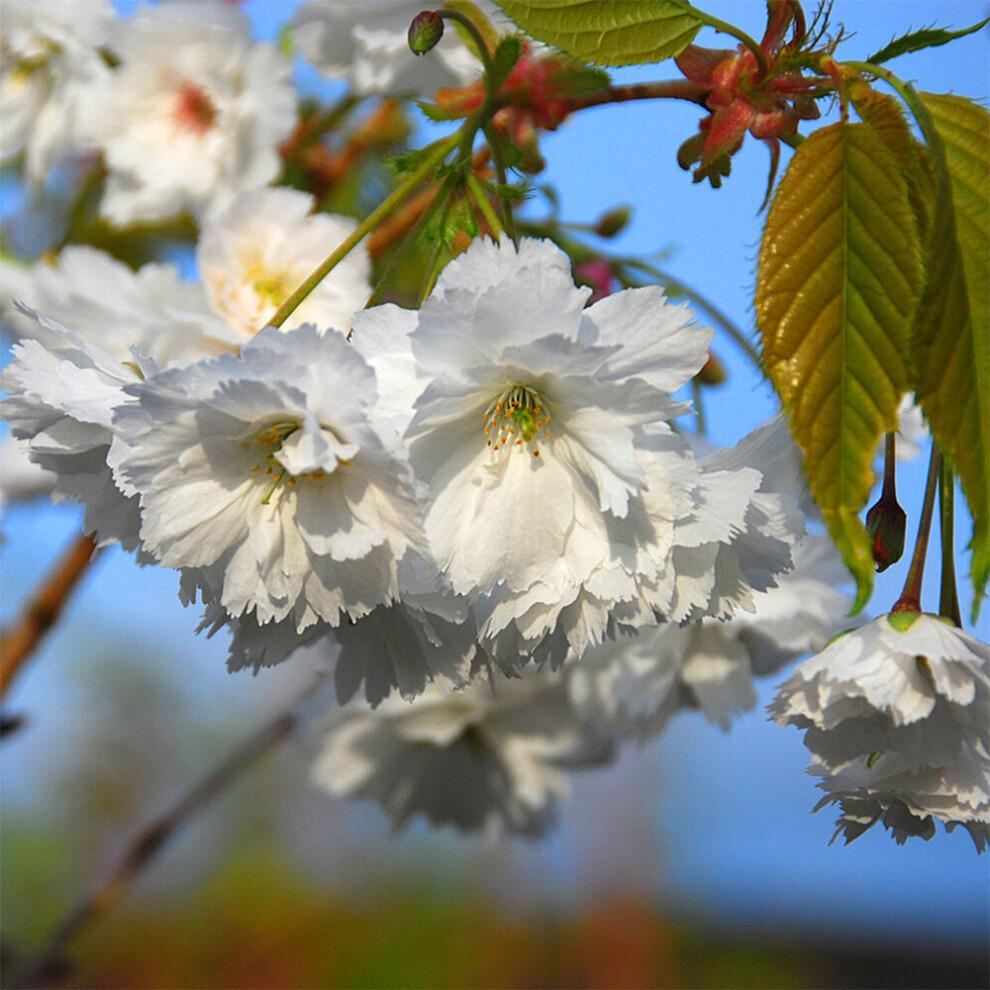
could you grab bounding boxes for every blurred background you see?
[2,1,988,987]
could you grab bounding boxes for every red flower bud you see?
[408,10,444,55]
[695,350,727,385]
[866,493,907,572]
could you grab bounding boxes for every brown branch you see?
[1,532,99,698]
[564,80,710,113]
[10,675,326,988]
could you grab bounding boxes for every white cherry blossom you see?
[1,307,147,548]
[568,533,855,736]
[352,236,803,666]
[770,613,990,850]
[311,669,615,837]
[110,326,426,632]
[1,246,226,366]
[0,0,113,181]
[79,2,296,225]
[196,187,371,343]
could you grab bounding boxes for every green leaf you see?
[850,83,936,247]
[910,93,989,618]
[756,122,925,610]
[494,0,703,66]
[866,18,988,65]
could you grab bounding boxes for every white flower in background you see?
[0,0,113,181]
[354,236,801,666]
[110,326,426,632]
[1,246,226,366]
[200,555,479,706]
[311,669,615,837]
[197,187,370,343]
[893,393,927,463]
[0,435,57,509]
[1,307,147,549]
[568,533,854,736]
[770,613,990,850]
[292,0,490,97]
[79,2,296,226]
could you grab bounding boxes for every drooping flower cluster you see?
[770,613,990,850]
[3,226,815,834]
[4,0,984,849]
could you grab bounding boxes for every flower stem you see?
[481,123,517,242]
[466,171,504,238]
[691,377,708,437]
[437,8,495,92]
[363,173,455,310]
[9,676,326,988]
[0,533,99,699]
[266,133,458,330]
[939,455,962,627]
[893,443,942,614]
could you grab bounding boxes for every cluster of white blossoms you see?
[771,613,990,850]
[3,0,986,848]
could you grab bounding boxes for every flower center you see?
[483,384,551,457]
[251,271,292,309]
[240,418,327,503]
[173,82,218,135]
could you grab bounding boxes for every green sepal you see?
[866,18,988,65]
[886,611,922,633]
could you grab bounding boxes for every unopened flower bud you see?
[695,350,726,385]
[409,10,444,55]
[593,205,632,238]
[866,493,906,572]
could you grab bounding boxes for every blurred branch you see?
[563,80,709,113]
[0,532,99,699]
[9,675,326,989]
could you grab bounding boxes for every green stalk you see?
[690,377,707,437]
[363,175,455,311]
[939,456,963,627]
[465,171,505,238]
[438,8,496,93]
[893,444,942,614]
[266,134,457,330]
[481,123,517,242]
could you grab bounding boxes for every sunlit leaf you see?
[866,18,988,65]
[756,122,925,610]
[850,83,936,246]
[911,93,989,617]
[494,0,703,66]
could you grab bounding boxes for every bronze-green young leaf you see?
[494,0,703,66]
[911,93,989,618]
[756,122,924,611]
[850,83,936,247]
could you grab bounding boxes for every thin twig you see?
[10,676,326,988]
[0,532,99,698]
